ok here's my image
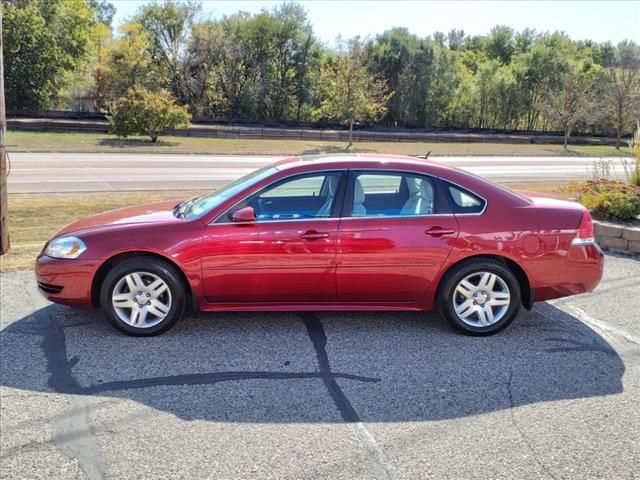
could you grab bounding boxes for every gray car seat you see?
[401,177,433,215]
[317,176,338,216]
[352,178,367,215]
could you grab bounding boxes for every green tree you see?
[425,45,461,127]
[602,41,640,148]
[109,87,190,142]
[3,0,94,110]
[105,22,157,99]
[186,5,319,121]
[211,13,262,118]
[3,3,60,109]
[134,0,201,104]
[485,25,515,65]
[88,0,115,26]
[314,38,391,148]
[266,3,315,120]
[511,36,569,130]
[367,28,434,127]
[184,20,227,115]
[538,63,598,149]
[90,22,113,110]
[292,32,320,122]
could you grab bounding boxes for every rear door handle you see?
[425,226,456,237]
[300,230,330,240]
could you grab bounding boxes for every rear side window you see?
[349,172,440,217]
[444,181,486,214]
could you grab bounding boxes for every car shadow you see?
[0,302,624,424]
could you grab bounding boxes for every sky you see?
[111,0,640,45]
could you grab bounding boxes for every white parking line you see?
[351,422,397,480]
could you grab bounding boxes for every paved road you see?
[7,153,629,193]
[1,254,639,479]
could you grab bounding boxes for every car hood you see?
[53,200,184,238]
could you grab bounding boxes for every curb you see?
[594,220,640,256]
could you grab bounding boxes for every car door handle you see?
[425,226,456,236]
[300,230,330,240]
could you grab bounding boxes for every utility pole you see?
[0,3,10,255]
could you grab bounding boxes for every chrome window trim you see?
[210,169,347,225]
[209,167,489,225]
[341,213,457,220]
[213,217,341,226]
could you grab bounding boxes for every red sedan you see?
[36,155,603,336]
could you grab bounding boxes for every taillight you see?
[571,210,595,246]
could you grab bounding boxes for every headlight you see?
[45,236,87,259]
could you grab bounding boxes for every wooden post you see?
[0,4,10,255]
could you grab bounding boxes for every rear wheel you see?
[438,259,521,336]
[100,257,186,336]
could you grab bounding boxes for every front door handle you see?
[300,230,330,240]
[425,226,456,237]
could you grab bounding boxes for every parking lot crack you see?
[507,369,558,480]
[36,308,109,480]
[300,313,397,480]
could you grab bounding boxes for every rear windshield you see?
[449,168,533,205]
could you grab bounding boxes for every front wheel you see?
[438,259,521,336]
[100,257,186,336]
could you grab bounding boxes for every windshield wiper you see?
[173,200,186,218]
[174,196,202,219]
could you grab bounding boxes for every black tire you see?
[438,259,521,336]
[100,256,187,336]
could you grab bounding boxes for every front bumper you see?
[35,255,98,307]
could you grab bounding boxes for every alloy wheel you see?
[111,272,172,328]
[452,271,511,328]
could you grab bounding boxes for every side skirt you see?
[197,301,427,313]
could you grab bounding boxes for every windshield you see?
[183,166,277,219]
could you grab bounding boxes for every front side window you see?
[349,172,437,217]
[228,172,343,222]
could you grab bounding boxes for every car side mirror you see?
[229,206,256,223]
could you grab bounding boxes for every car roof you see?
[273,153,531,206]
[274,153,449,174]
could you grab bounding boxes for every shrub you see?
[109,87,190,143]
[575,180,640,221]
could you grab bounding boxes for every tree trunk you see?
[150,132,158,143]
[0,7,10,255]
[615,104,623,150]
[346,118,353,150]
[564,129,569,151]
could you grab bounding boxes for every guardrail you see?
[7,117,624,146]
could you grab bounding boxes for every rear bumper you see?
[534,243,604,302]
[35,255,97,308]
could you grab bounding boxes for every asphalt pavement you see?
[7,153,630,193]
[1,254,639,479]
